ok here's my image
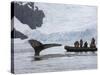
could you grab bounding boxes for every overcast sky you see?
[34,2,97,34]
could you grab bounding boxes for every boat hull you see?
[64,46,97,52]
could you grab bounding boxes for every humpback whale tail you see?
[43,44,62,49]
[28,39,62,58]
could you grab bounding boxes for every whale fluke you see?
[42,44,62,49]
[28,39,62,57]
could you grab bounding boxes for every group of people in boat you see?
[74,38,96,48]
